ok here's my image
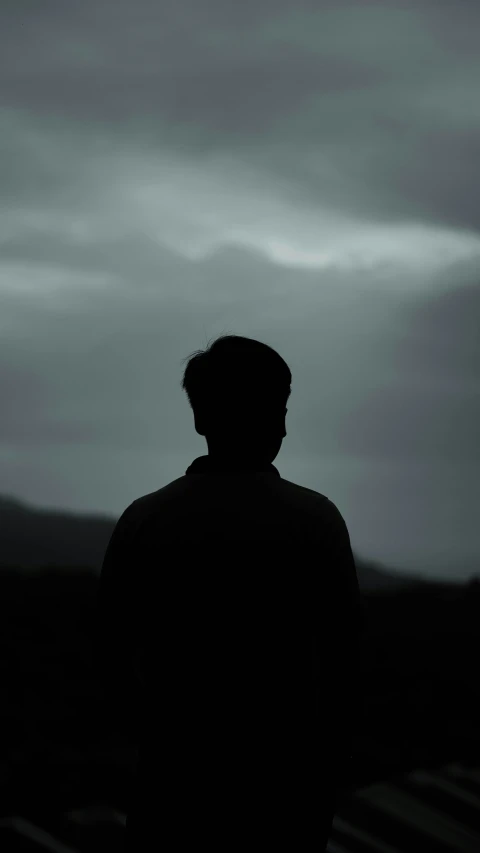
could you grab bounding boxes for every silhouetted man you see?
[96,334,363,852]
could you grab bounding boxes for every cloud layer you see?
[1,0,479,579]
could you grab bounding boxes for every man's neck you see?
[207,451,270,467]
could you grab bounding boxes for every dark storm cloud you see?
[1,1,480,229]
[338,277,480,462]
[392,278,480,385]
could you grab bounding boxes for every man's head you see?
[181,334,291,464]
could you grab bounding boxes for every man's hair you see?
[181,334,291,428]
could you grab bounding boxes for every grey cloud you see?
[338,278,480,463]
[391,278,480,384]
[0,240,401,452]
[1,2,480,232]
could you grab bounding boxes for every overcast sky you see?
[1,0,479,580]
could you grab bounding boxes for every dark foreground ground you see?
[0,566,479,851]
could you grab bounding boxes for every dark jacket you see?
[95,454,364,846]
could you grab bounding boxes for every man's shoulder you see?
[129,472,338,521]
[275,477,343,528]
[132,475,188,507]
[277,475,331,507]
[123,476,188,525]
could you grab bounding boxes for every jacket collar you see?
[185,454,280,476]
